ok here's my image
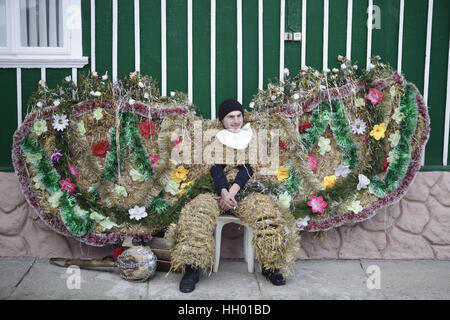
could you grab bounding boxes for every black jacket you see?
[210,164,254,195]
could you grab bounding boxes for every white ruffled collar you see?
[216,123,253,150]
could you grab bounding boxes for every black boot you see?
[262,267,286,286]
[179,265,200,293]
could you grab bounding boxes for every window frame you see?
[0,0,88,68]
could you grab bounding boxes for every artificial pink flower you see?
[366,88,383,105]
[97,199,103,206]
[279,139,287,149]
[308,153,318,171]
[307,195,327,214]
[59,178,77,195]
[68,165,79,178]
[173,136,183,148]
[148,153,160,168]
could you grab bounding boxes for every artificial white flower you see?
[387,150,399,164]
[128,98,136,105]
[278,192,292,211]
[102,71,109,81]
[25,152,42,164]
[90,91,102,97]
[33,175,45,190]
[351,118,367,135]
[114,185,128,197]
[128,205,148,221]
[332,68,339,73]
[130,168,145,182]
[284,68,290,77]
[295,216,310,230]
[347,200,363,214]
[53,99,60,107]
[77,120,86,135]
[99,218,118,230]
[293,93,300,100]
[138,81,144,88]
[48,191,63,208]
[144,92,150,100]
[271,95,277,101]
[170,91,176,97]
[36,101,43,108]
[388,130,401,148]
[392,107,404,124]
[93,108,103,120]
[318,136,331,155]
[334,164,351,178]
[357,174,370,191]
[90,211,106,223]
[52,114,69,131]
[32,119,48,136]
[164,179,180,195]
[355,98,365,108]
[74,206,89,217]
[249,102,255,109]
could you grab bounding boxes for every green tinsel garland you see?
[329,100,359,168]
[369,84,417,197]
[301,100,359,168]
[22,137,94,236]
[103,112,153,182]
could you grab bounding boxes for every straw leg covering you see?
[235,193,300,277]
[168,193,220,274]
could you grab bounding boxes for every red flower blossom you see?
[279,139,287,149]
[173,136,183,148]
[59,178,77,194]
[299,122,311,134]
[383,156,389,171]
[113,247,123,261]
[139,119,155,138]
[91,141,110,158]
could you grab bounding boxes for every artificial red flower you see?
[97,199,103,206]
[299,122,311,134]
[59,178,77,194]
[279,139,287,149]
[382,156,389,171]
[113,247,123,261]
[91,141,110,158]
[139,119,155,138]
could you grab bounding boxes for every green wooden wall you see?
[0,0,449,171]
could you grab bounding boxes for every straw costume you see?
[168,99,299,293]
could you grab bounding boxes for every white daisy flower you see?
[52,114,69,131]
[351,118,367,135]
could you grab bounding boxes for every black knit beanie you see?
[218,99,244,121]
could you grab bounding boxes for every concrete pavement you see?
[1,257,449,300]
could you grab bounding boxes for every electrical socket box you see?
[293,32,302,41]
[284,32,293,41]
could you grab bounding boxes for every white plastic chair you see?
[213,214,254,273]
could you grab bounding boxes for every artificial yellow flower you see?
[171,165,189,183]
[369,123,386,140]
[275,166,290,181]
[321,175,337,189]
[179,181,194,195]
